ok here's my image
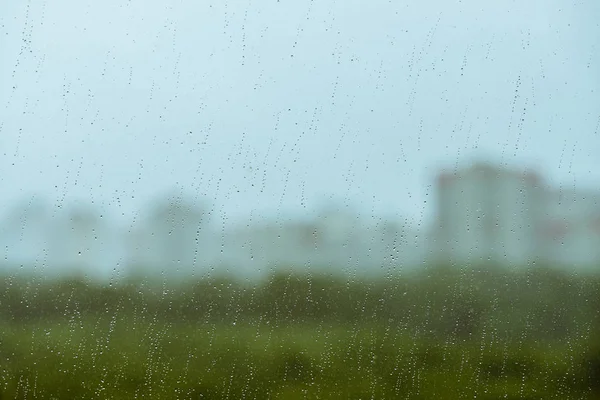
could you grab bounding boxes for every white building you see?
[126,197,212,280]
[46,205,126,280]
[215,207,426,279]
[0,197,127,280]
[539,189,600,270]
[0,197,51,271]
[431,161,544,266]
[430,160,600,272]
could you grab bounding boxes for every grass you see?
[0,265,598,398]
[0,317,597,399]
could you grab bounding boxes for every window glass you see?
[0,0,599,398]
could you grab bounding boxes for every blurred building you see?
[430,161,600,271]
[540,188,600,270]
[218,220,324,275]
[0,197,51,270]
[216,207,426,279]
[431,162,545,266]
[47,205,126,280]
[126,196,212,280]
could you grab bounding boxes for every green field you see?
[0,265,598,399]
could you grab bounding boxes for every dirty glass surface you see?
[0,0,599,398]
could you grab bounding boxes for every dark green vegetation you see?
[0,265,599,399]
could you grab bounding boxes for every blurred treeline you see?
[0,264,599,399]
[3,264,599,340]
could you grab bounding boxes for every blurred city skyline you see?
[1,156,599,281]
[0,152,598,228]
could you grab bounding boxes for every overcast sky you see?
[0,0,598,229]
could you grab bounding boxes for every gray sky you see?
[1,0,599,229]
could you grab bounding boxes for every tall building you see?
[431,162,544,266]
[126,196,211,280]
[47,205,126,280]
[540,188,600,269]
[0,197,51,270]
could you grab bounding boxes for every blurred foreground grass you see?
[0,264,598,399]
